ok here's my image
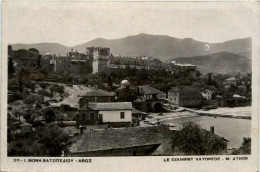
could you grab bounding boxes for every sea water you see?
[161,113,251,149]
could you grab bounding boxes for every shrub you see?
[38,89,53,97]
[50,84,64,94]
[8,124,69,156]
[171,122,227,155]
[24,94,42,105]
[23,80,35,91]
[39,82,49,89]
[232,137,251,155]
[24,95,36,105]
[44,109,56,123]
[23,113,31,122]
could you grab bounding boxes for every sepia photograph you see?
[1,1,259,172]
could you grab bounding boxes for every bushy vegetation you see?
[50,84,64,94]
[8,124,69,156]
[171,122,227,155]
[23,94,42,105]
[8,57,15,75]
[232,137,251,155]
[39,82,50,89]
[44,109,56,123]
[38,89,53,98]
[23,80,36,92]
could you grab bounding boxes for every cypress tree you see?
[8,57,14,75]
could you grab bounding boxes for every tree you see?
[107,75,113,88]
[8,124,69,156]
[50,84,64,94]
[23,113,32,122]
[45,109,56,123]
[8,57,15,75]
[37,55,41,67]
[171,122,227,155]
[24,95,37,105]
[208,73,212,85]
[35,124,69,156]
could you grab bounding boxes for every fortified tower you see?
[87,47,110,74]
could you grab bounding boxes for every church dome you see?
[121,80,130,88]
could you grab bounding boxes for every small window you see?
[120,112,125,119]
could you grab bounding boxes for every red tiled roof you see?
[138,86,165,94]
[69,125,171,153]
[88,102,132,111]
[168,86,200,93]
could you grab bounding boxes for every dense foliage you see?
[8,57,15,75]
[44,109,56,123]
[171,122,227,155]
[232,137,251,155]
[8,124,68,156]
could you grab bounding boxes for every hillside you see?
[73,33,252,60]
[172,52,251,74]
[10,33,251,60]
[11,43,70,56]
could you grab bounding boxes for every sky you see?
[3,2,254,47]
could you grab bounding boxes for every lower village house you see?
[168,86,202,107]
[66,125,174,156]
[76,99,133,127]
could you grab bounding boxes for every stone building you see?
[116,80,137,102]
[223,77,237,89]
[108,56,163,72]
[88,47,111,74]
[68,48,92,74]
[201,89,213,100]
[41,54,70,74]
[76,101,133,127]
[70,59,92,74]
[137,85,166,100]
[68,48,88,59]
[80,89,115,103]
[66,125,173,156]
[134,86,166,112]
[168,86,202,107]
[165,61,197,77]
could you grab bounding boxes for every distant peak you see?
[138,33,149,36]
[183,38,194,41]
[93,37,106,41]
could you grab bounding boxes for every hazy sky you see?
[3,2,254,47]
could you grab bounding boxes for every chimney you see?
[79,125,86,134]
[210,126,214,134]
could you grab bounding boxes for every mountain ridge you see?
[10,33,251,60]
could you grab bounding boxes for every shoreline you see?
[185,109,251,120]
[164,105,251,120]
